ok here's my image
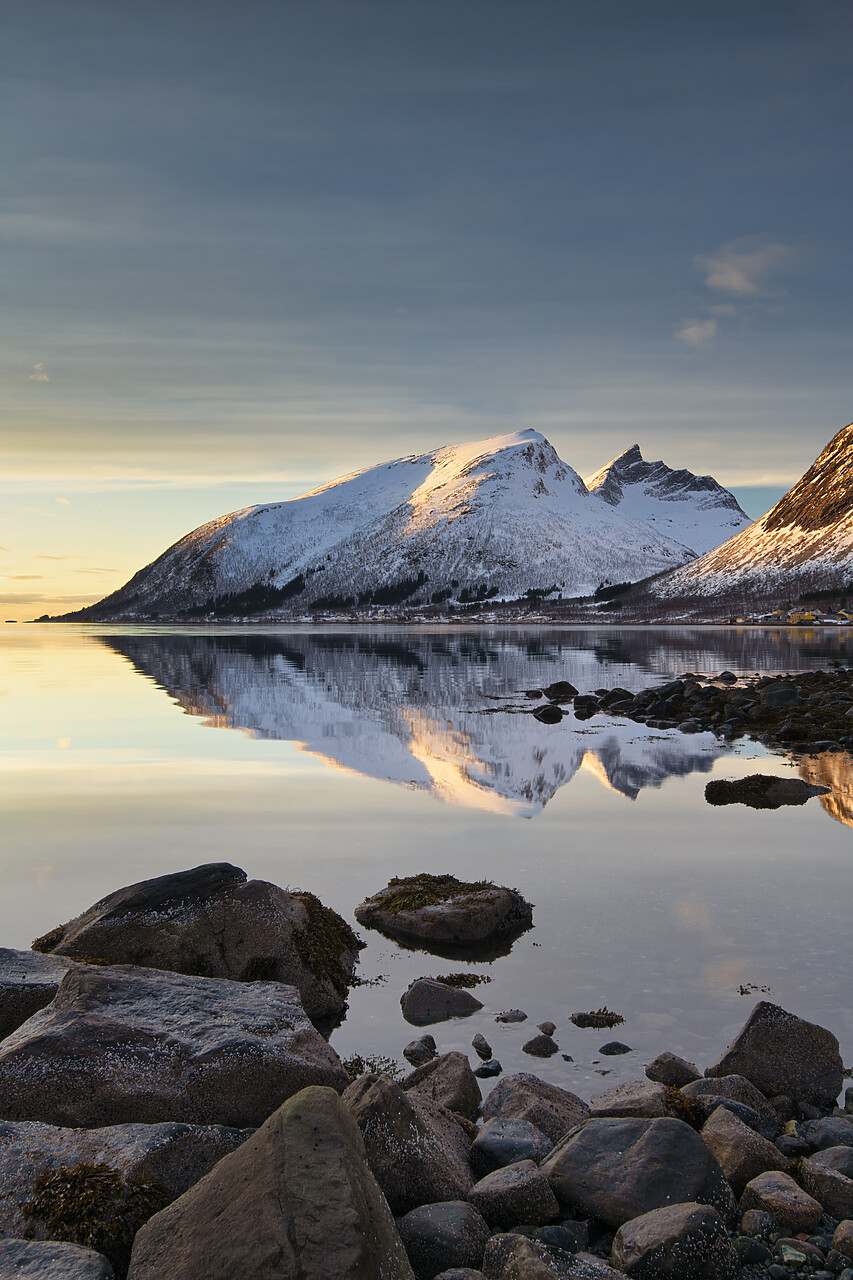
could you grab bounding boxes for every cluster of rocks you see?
[402,1012,572,1081]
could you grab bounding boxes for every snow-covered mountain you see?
[584,445,751,556]
[74,431,744,618]
[653,422,853,600]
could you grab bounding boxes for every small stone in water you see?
[496,1009,527,1023]
[472,1033,492,1060]
[537,1022,556,1036]
[599,1041,632,1056]
[474,1060,502,1078]
[522,1034,559,1058]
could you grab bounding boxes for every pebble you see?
[471,1033,492,1061]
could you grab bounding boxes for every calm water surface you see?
[2,624,851,1099]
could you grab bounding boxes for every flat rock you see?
[481,1074,589,1145]
[32,863,363,1025]
[0,1239,115,1279]
[470,1118,553,1177]
[402,979,484,1026]
[0,963,347,1128]
[611,1203,737,1279]
[398,1202,490,1280]
[740,1170,823,1233]
[354,875,533,949]
[127,1085,414,1279]
[700,1104,791,1195]
[0,1117,249,1238]
[0,949,76,1041]
[588,1080,666,1119]
[704,1001,844,1108]
[402,1053,483,1120]
[801,1147,853,1219]
[540,1116,735,1229]
[343,1072,473,1215]
[682,1073,779,1138]
[467,1160,559,1229]
[644,1052,701,1088]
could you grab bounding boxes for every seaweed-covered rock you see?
[700,1105,790,1195]
[31,864,362,1026]
[704,1002,844,1109]
[401,979,484,1027]
[0,964,347,1128]
[354,875,532,949]
[127,1086,414,1280]
[0,949,76,1042]
[481,1075,588,1145]
[0,1238,115,1279]
[705,775,827,809]
[402,1053,482,1120]
[739,1170,822,1233]
[610,1203,737,1279]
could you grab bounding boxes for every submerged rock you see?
[354,874,533,951]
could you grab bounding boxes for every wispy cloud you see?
[27,363,49,382]
[674,318,717,347]
[54,497,70,505]
[696,238,793,297]
[34,554,88,561]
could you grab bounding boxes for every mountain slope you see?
[653,422,853,599]
[584,445,751,556]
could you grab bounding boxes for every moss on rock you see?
[291,890,364,996]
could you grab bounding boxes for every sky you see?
[2,0,852,618]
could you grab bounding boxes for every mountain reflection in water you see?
[99,631,738,817]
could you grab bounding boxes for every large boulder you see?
[470,1118,553,1177]
[0,964,347,1128]
[343,1073,473,1215]
[466,1160,559,1229]
[402,1053,482,1120]
[397,1202,490,1280]
[588,1080,667,1119]
[0,1117,249,1238]
[354,875,533,951]
[0,949,75,1041]
[699,1105,790,1195]
[32,863,363,1025]
[644,1053,701,1088]
[127,1086,414,1279]
[610,1203,738,1279]
[801,1115,853,1150]
[681,1074,779,1139]
[481,1074,588,1145]
[704,1002,844,1108]
[0,1239,115,1279]
[739,1170,823,1233]
[401,979,484,1026]
[540,1117,735,1229]
[801,1147,853,1219]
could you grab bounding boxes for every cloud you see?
[674,318,717,346]
[7,574,44,580]
[53,497,70,505]
[707,303,736,317]
[27,363,49,382]
[34,554,87,560]
[696,239,793,297]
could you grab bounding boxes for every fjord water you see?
[2,624,851,1099]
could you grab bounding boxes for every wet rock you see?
[398,1202,490,1280]
[588,1080,667,1119]
[496,1010,527,1024]
[32,864,362,1026]
[700,1104,791,1195]
[467,1160,559,1228]
[533,705,563,725]
[470,1119,553,1177]
[682,1073,780,1138]
[433,1271,486,1280]
[740,1208,776,1239]
[0,949,75,1041]
[704,1001,844,1109]
[833,1220,853,1261]
[705,775,827,809]
[540,1116,735,1229]
[644,1052,701,1088]
[610,1203,737,1279]
[598,1041,631,1056]
[543,682,578,701]
[522,1034,559,1058]
[402,979,484,1027]
[537,1022,556,1037]
[403,1053,482,1120]
[472,1034,493,1061]
[481,1074,589,1145]
[354,875,533,950]
[0,1239,115,1279]
[474,1061,502,1079]
[801,1147,853,1219]
[802,1116,853,1150]
[740,1169,823,1233]
[405,1035,439,1066]
[127,1086,414,1280]
[734,1235,773,1265]
[0,964,347,1128]
[343,1073,473,1216]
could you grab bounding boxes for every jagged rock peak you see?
[763,421,853,533]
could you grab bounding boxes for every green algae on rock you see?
[354,874,533,951]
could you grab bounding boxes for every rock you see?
[486,1236,566,1279]
[470,1119,554,1177]
[405,1035,439,1066]
[472,1034,493,1060]
[496,1011,527,1024]
[354,875,533,950]
[740,1208,776,1239]
[700,1104,791,1195]
[481,1075,589,1146]
[402,979,484,1027]
[543,681,578,701]
[0,1239,115,1279]
[705,774,827,808]
[802,1116,853,1150]
[760,684,800,707]
[537,1022,556,1037]
[567,1253,625,1279]
[833,1221,853,1261]
[740,1170,823,1233]
[734,1236,773,1265]
[433,1272,486,1280]
[610,1203,737,1279]
[589,1081,666,1119]
[398,1202,491,1280]
[32,864,363,1026]
[682,1074,780,1138]
[127,1086,414,1279]
[533,705,563,724]
[343,1073,473,1215]
[801,1147,853,1219]
[644,1052,701,1088]
[0,949,75,1041]
[540,1117,735,1228]
[522,1035,559,1058]
[704,1002,844,1108]
[599,1041,631,1056]
[0,1118,249,1239]
[467,1160,559,1229]
[693,1097,763,1133]
[0,964,347,1128]
[403,1053,483,1120]
[474,1061,502,1079]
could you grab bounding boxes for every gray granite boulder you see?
[354,875,533,950]
[398,1202,490,1280]
[644,1052,701,1088]
[402,1053,482,1120]
[343,1072,473,1215]
[610,1203,738,1279]
[540,1117,735,1229]
[588,1080,667,1119]
[32,863,363,1025]
[467,1160,559,1228]
[0,949,75,1041]
[681,1074,779,1139]
[127,1086,414,1279]
[0,1239,114,1279]
[802,1115,853,1150]
[739,1170,822,1233]
[405,1035,438,1066]
[801,1147,853,1219]
[470,1118,553,1177]
[700,1104,790,1195]
[704,1002,844,1109]
[481,1074,588,1145]
[0,963,347,1128]
[402,979,484,1026]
